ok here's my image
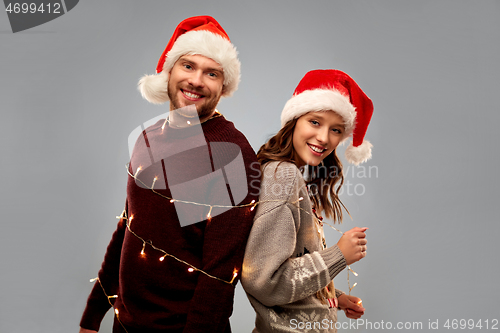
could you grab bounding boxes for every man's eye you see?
[184,64,192,70]
[208,72,217,78]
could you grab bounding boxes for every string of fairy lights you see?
[320,219,360,295]
[89,162,360,329]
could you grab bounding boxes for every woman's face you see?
[292,110,345,167]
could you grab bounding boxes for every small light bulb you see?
[159,255,166,262]
[116,209,127,220]
[207,206,213,220]
[188,268,194,272]
[230,269,239,284]
[170,199,175,203]
[134,166,142,177]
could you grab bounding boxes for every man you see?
[79,16,260,333]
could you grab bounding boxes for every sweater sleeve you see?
[80,214,127,331]
[319,245,347,281]
[241,163,346,307]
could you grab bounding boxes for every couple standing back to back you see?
[79,15,374,333]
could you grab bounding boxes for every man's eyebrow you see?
[178,57,194,65]
[206,66,223,73]
[178,57,223,73]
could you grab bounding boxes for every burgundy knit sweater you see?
[80,116,260,333]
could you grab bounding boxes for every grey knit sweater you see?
[241,161,347,333]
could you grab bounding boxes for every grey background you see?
[1,1,499,332]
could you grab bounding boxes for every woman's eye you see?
[332,128,342,134]
[310,120,319,125]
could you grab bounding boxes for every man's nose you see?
[188,71,204,88]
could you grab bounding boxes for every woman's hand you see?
[336,227,367,265]
[338,294,365,319]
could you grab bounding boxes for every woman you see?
[241,69,374,332]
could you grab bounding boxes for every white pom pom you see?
[345,140,373,165]
[137,71,169,104]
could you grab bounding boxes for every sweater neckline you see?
[148,114,231,141]
[166,111,223,129]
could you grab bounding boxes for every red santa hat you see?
[281,69,374,165]
[138,16,241,104]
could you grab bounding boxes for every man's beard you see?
[167,82,220,120]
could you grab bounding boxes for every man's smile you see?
[181,89,204,100]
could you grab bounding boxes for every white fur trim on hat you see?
[345,140,373,165]
[138,30,240,105]
[138,70,169,105]
[281,89,357,138]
